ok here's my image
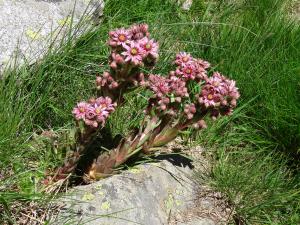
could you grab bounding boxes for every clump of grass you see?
[186,0,300,223]
[212,147,300,224]
[193,106,300,224]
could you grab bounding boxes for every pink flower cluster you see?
[175,52,210,81]
[108,24,159,67]
[147,73,188,112]
[97,24,159,95]
[146,52,240,127]
[198,72,240,117]
[72,97,116,128]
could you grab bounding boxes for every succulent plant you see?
[46,24,240,184]
[86,52,240,180]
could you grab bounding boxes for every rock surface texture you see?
[0,0,104,70]
[53,159,220,225]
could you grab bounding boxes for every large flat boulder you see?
[53,159,216,225]
[0,0,104,70]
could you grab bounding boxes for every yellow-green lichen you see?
[164,193,174,210]
[164,189,183,209]
[175,189,184,195]
[26,29,41,40]
[128,167,143,174]
[95,184,103,190]
[82,0,91,5]
[81,192,95,201]
[58,16,72,26]
[175,199,182,206]
[101,201,111,210]
[149,162,160,166]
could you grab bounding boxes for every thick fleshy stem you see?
[85,108,208,180]
[87,115,161,179]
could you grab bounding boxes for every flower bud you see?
[115,54,125,64]
[96,76,102,86]
[175,97,181,102]
[169,71,176,76]
[160,104,167,110]
[187,113,194,119]
[92,121,98,128]
[111,81,119,89]
[221,99,228,106]
[88,98,96,104]
[103,71,110,78]
[168,109,176,116]
[109,31,115,37]
[110,61,117,69]
[162,97,170,104]
[190,105,196,114]
[193,123,200,129]
[198,120,207,129]
[157,93,163,98]
[108,40,117,47]
[141,24,149,33]
[230,99,237,107]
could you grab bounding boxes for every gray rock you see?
[177,218,215,225]
[53,160,216,225]
[181,0,193,11]
[0,0,104,70]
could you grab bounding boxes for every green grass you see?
[189,1,300,224]
[0,0,300,224]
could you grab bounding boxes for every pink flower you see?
[85,106,97,120]
[95,97,116,113]
[198,87,221,108]
[212,72,226,81]
[109,28,131,47]
[139,37,159,59]
[175,52,193,66]
[72,102,89,120]
[206,73,227,94]
[197,71,240,116]
[207,72,240,102]
[147,74,192,113]
[122,41,143,65]
[226,80,240,99]
[175,53,210,81]
[176,63,197,80]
